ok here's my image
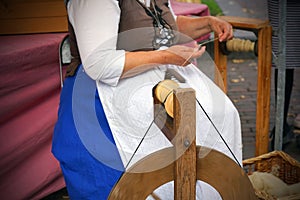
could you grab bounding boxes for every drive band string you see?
[125,89,173,169]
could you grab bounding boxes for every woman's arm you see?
[68,0,125,86]
[68,0,206,84]
[122,45,205,78]
[176,15,233,42]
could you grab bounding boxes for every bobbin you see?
[220,38,258,56]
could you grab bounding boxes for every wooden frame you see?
[214,16,272,156]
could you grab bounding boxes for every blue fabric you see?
[52,66,124,200]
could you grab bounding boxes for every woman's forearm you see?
[176,16,212,40]
[121,45,206,78]
[121,51,168,78]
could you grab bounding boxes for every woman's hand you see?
[176,15,233,43]
[164,44,206,66]
[208,16,233,42]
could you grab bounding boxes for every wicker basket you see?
[243,151,300,200]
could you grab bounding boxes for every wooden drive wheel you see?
[109,82,258,200]
[108,146,257,199]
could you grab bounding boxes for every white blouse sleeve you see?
[168,0,177,20]
[67,0,125,86]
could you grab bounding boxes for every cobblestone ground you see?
[226,52,300,160]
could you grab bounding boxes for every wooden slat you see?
[217,16,270,30]
[0,17,68,34]
[0,0,67,34]
[0,1,67,19]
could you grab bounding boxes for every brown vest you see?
[66,0,178,76]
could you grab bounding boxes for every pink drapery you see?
[171,0,210,16]
[0,33,67,200]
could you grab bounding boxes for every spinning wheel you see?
[109,16,273,196]
[108,82,257,199]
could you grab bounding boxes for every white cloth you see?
[139,0,151,7]
[68,0,125,86]
[68,0,243,199]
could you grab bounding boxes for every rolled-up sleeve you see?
[68,0,125,86]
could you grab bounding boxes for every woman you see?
[52,0,242,199]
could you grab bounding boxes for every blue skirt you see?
[52,65,124,199]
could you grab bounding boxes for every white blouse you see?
[67,0,124,86]
[67,0,175,86]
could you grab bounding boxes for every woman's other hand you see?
[208,16,233,42]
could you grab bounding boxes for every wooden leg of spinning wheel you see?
[255,24,272,156]
[214,33,228,93]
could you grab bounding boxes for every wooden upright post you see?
[173,88,196,200]
[154,85,197,200]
